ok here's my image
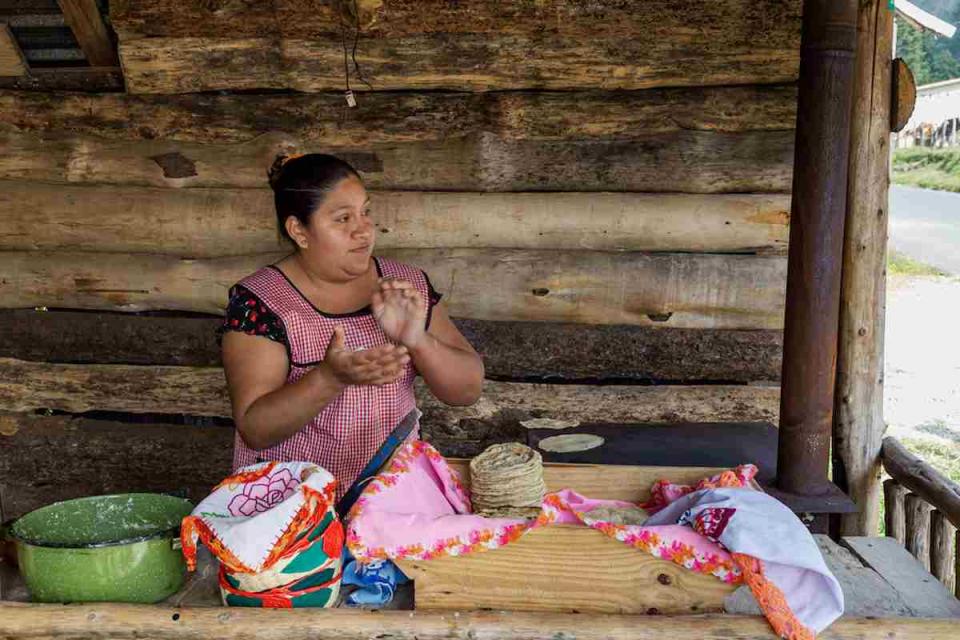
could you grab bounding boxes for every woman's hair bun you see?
[268,153,305,190]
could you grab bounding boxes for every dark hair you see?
[267,153,362,245]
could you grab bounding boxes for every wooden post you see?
[57,0,117,67]
[930,510,956,592]
[0,24,27,76]
[905,493,932,570]
[778,0,859,496]
[833,0,894,536]
[884,478,908,544]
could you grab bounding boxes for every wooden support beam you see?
[884,479,908,544]
[777,0,858,496]
[0,182,790,256]
[882,437,960,530]
[833,0,893,536]
[904,493,932,570]
[0,311,784,384]
[57,0,118,66]
[930,510,956,593]
[0,602,954,640]
[0,250,788,329]
[0,358,780,426]
[0,25,27,76]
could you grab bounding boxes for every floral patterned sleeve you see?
[216,285,287,346]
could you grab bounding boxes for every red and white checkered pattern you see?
[232,257,428,500]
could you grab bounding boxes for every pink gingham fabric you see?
[230,257,435,499]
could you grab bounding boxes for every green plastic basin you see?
[10,493,193,603]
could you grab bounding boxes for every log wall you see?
[0,0,801,519]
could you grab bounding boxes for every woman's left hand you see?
[372,277,426,349]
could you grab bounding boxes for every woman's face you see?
[287,175,376,281]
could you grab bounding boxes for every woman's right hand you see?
[322,326,410,386]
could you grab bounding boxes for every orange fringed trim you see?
[732,552,814,640]
[212,462,279,492]
[181,482,338,574]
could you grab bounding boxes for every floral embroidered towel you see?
[182,461,337,573]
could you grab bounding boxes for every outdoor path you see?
[889,185,960,276]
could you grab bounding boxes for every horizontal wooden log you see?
[882,436,960,530]
[0,311,783,383]
[0,86,797,144]
[111,0,801,42]
[0,250,788,328]
[0,129,795,192]
[0,357,780,426]
[0,182,791,255]
[0,602,952,640]
[0,67,125,92]
[115,28,800,94]
[0,412,232,520]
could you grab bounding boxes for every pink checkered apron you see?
[232,257,427,499]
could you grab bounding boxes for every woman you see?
[219,153,484,501]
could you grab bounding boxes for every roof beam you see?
[56,0,117,66]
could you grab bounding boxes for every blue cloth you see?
[340,548,408,606]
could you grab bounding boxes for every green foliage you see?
[892,148,960,192]
[896,1,960,86]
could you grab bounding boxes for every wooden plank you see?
[0,358,781,427]
[0,310,784,383]
[0,250,788,328]
[0,412,232,520]
[725,535,914,618]
[884,479,908,544]
[882,437,960,530]
[0,86,798,144]
[891,58,917,133]
[930,510,956,593]
[0,183,791,256]
[114,12,801,93]
[0,67,123,91]
[110,0,802,42]
[905,493,933,570]
[833,0,893,536]
[0,24,27,76]
[57,0,117,66]
[0,130,795,193]
[397,525,736,614]
[0,602,954,640]
[841,536,960,617]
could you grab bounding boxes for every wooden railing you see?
[881,437,960,596]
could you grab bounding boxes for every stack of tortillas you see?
[469,443,546,519]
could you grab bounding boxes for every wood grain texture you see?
[111,0,802,93]
[0,86,797,144]
[882,436,960,530]
[842,536,960,618]
[0,358,781,426]
[0,182,791,256]
[833,0,893,536]
[57,0,117,66]
[0,412,232,520]
[0,250,788,328]
[884,479,908,544]
[0,129,795,193]
[905,493,933,571]
[110,0,801,41]
[0,310,784,383]
[0,602,952,640]
[0,25,26,76]
[930,510,956,593]
[397,525,735,614]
